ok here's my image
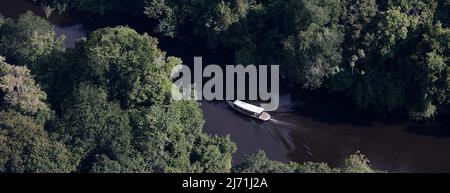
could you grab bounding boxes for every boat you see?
[227,100,271,121]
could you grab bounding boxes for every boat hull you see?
[227,101,271,122]
[258,112,271,121]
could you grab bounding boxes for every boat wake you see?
[269,118,301,129]
[260,122,297,151]
[256,117,314,157]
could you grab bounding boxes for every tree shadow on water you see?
[289,90,406,127]
[406,124,450,138]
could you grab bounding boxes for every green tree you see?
[54,83,137,172]
[144,0,177,37]
[234,150,338,173]
[35,50,80,111]
[282,0,345,89]
[0,57,51,122]
[284,24,344,89]
[233,150,302,173]
[0,11,64,68]
[190,134,236,173]
[0,110,74,173]
[374,7,411,56]
[40,0,145,15]
[326,0,449,119]
[0,12,76,110]
[144,0,255,41]
[341,151,375,173]
[130,100,236,173]
[407,23,450,120]
[76,26,180,108]
[234,150,378,173]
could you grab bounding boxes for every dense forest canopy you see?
[0,11,376,173]
[4,0,450,173]
[44,0,450,120]
[141,0,450,121]
[0,13,238,172]
[37,0,450,121]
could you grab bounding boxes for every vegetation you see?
[0,10,380,173]
[0,13,236,173]
[0,11,63,67]
[39,0,146,15]
[140,0,450,121]
[234,150,379,173]
[0,57,73,173]
[39,0,450,122]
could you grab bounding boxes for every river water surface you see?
[2,0,450,172]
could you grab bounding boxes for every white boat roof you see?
[233,100,264,114]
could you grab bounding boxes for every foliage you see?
[0,12,76,111]
[4,0,445,173]
[39,0,450,121]
[75,26,179,108]
[39,0,145,15]
[233,150,309,173]
[0,57,51,122]
[0,12,239,173]
[140,0,450,120]
[0,110,74,173]
[341,151,376,173]
[54,83,137,172]
[129,100,236,173]
[144,0,257,42]
[233,150,378,173]
[328,1,449,120]
[0,11,64,67]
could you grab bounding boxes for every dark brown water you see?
[2,0,450,173]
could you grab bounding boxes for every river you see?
[2,0,450,173]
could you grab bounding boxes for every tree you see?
[374,7,411,56]
[326,0,449,119]
[281,0,345,89]
[0,12,77,111]
[344,0,378,41]
[190,134,236,173]
[233,150,378,173]
[233,150,301,173]
[284,24,344,89]
[34,50,80,111]
[40,0,145,15]
[233,150,339,173]
[130,100,236,173]
[341,151,375,173]
[0,110,74,173]
[0,11,64,68]
[54,83,137,172]
[0,57,51,122]
[407,23,450,120]
[144,0,255,42]
[76,26,180,108]
[144,0,177,37]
